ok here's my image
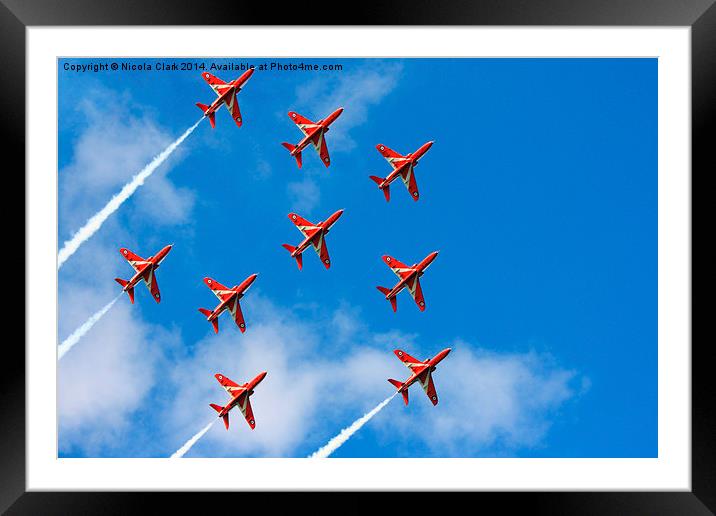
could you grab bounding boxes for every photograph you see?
[5,8,706,509]
[56,57,657,460]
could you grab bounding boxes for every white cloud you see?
[293,61,403,152]
[57,221,180,456]
[165,325,324,457]
[286,175,321,214]
[330,301,362,344]
[58,301,173,455]
[57,90,199,455]
[58,252,581,458]
[368,346,580,457]
[254,158,273,180]
[59,87,195,235]
[132,173,196,226]
[57,239,176,455]
[162,302,582,458]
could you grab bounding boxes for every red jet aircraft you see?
[282,209,344,270]
[198,274,258,334]
[114,244,172,304]
[388,348,451,406]
[376,251,439,312]
[281,107,344,168]
[369,141,434,202]
[210,371,267,430]
[196,68,254,129]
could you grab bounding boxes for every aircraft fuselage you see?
[288,108,344,155]
[204,68,254,114]
[379,141,434,188]
[205,273,258,321]
[123,244,172,290]
[216,371,267,417]
[399,348,451,391]
[385,251,439,299]
[291,209,344,256]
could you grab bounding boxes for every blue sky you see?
[57,58,657,458]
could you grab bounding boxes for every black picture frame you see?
[4,1,708,512]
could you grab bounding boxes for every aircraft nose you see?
[422,251,439,265]
[256,371,268,383]
[437,348,451,360]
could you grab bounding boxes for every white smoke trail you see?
[171,419,217,458]
[57,119,203,269]
[309,393,397,458]
[58,293,122,360]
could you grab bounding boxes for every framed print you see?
[4,0,709,512]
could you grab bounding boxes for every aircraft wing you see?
[406,276,426,311]
[417,370,439,405]
[382,255,415,279]
[311,131,331,167]
[215,373,244,396]
[376,143,406,170]
[204,277,235,301]
[400,166,420,200]
[228,297,247,333]
[202,72,229,96]
[223,92,242,127]
[288,111,319,137]
[394,349,428,373]
[236,392,256,429]
[311,233,331,269]
[142,268,161,303]
[119,248,148,273]
[288,213,321,238]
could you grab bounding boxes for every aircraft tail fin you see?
[400,389,409,405]
[369,176,390,202]
[210,402,229,427]
[198,308,218,333]
[209,403,229,430]
[377,286,397,312]
[388,379,409,405]
[114,278,134,304]
[282,142,302,168]
[209,403,230,430]
[282,244,303,270]
[387,378,403,389]
[196,103,216,128]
